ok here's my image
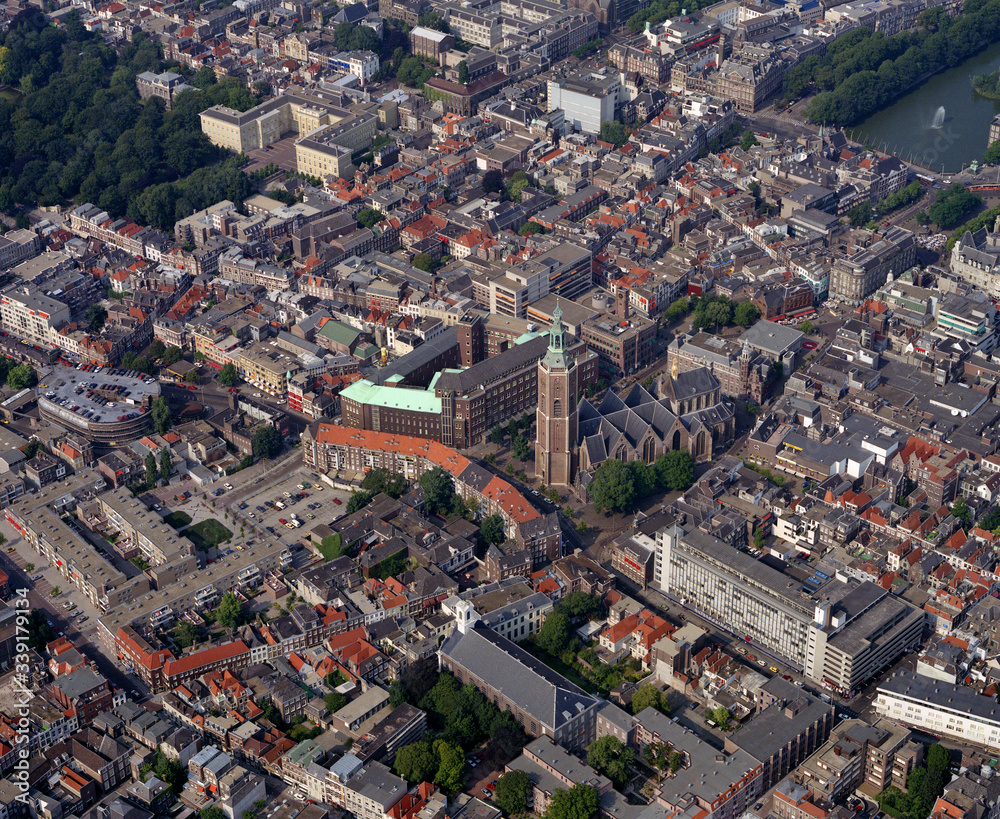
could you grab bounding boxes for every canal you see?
[849,39,1000,173]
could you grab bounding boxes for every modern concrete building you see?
[875,672,1000,752]
[0,284,70,347]
[654,526,925,692]
[547,71,621,135]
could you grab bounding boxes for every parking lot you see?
[2,527,103,639]
[219,468,355,551]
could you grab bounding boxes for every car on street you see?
[332,498,342,505]
[225,483,233,490]
[769,666,778,673]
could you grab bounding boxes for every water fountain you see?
[931,106,946,128]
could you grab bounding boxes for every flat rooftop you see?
[41,365,160,424]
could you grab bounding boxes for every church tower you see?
[536,306,579,487]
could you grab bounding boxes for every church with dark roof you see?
[577,367,736,479]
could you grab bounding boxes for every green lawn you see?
[185,519,233,550]
[163,511,192,530]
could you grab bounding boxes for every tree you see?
[202,806,226,819]
[457,60,469,84]
[710,706,731,730]
[544,590,588,621]
[146,451,158,489]
[85,304,107,331]
[7,364,36,389]
[324,691,347,714]
[216,591,248,629]
[799,320,814,334]
[488,424,505,446]
[733,301,760,328]
[162,345,183,366]
[319,534,346,560]
[599,120,629,148]
[173,622,199,649]
[642,741,670,781]
[984,141,1000,165]
[546,784,599,819]
[191,66,217,88]
[587,736,635,789]
[357,208,385,229]
[394,740,437,784]
[656,450,695,492]
[631,683,670,716]
[753,527,766,551]
[412,252,437,273]
[588,459,638,514]
[160,448,171,484]
[183,370,200,385]
[419,466,455,516]
[739,128,759,151]
[511,434,531,461]
[24,609,55,652]
[495,770,531,815]
[519,221,545,236]
[218,363,238,387]
[151,396,172,435]
[507,169,531,202]
[252,426,282,459]
[928,184,981,229]
[536,609,571,654]
[482,169,505,194]
[362,467,407,499]
[153,748,187,794]
[346,490,375,514]
[951,497,972,528]
[433,739,465,792]
[847,201,874,227]
[480,514,505,545]
[418,10,450,31]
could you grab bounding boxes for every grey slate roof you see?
[439,623,599,732]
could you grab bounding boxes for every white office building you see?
[547,70,621,135]
[655,526,924,692]
[876,673,1000,752]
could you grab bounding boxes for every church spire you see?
[542,304,570,369]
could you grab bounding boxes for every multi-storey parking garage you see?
[38,365,161,445]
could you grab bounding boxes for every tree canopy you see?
[927,184,981,229]
[216,591,248,629]
[218,363,238,387]
[546,784,600,819]
[394,740,437,785]
[793,6,1000,126]
[356,208,385,229]
[495,770,531,815]
[480,513,506,545]
[631,683,671,716]
[0,11,258,227]
[586,736,635,789]
[419,466,456,516]
[251,426,282,459]
[361,467,407,499]
[162,345,183,366]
